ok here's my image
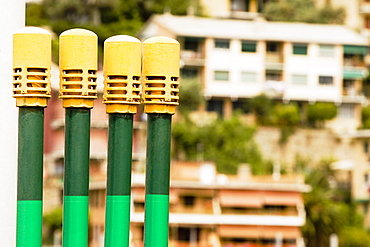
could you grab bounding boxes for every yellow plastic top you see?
[12,27,52,107]
[59,28,98,108]
[59,28,97,70]
[142,36,180,114]
[103,35,142,113]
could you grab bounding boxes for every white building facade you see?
[139,14,369,132]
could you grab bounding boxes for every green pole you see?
[104,113,134,247]
[16,107,44,247]
[144,114,172,247]
[62,108,91,247]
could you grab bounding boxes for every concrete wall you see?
[254,126,369,200]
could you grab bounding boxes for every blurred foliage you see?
[26,3,50,26]
[249,94,274,125]
[307,102,337,127]
[27,0,196,63]
[272,102,300,126]
[299,158,370,247]
[43,207,62,244]
[263,0,346,24]
[177,77,204,115]
[362,106,370,129]
[172,114,271,174]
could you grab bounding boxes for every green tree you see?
[177,77,204,115]
[307,102,337,127]
[172,115,269,174]
[300,158,370,247]
[263,0,345,24]
[362,106,370,129]
[43,207,62,244]
[249,94,274,125]
[26,3,50,26]
[272,103,300,126]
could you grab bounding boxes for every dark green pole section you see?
[105,113,134,247]
[144,114,172,247]
[16,107,44,247]
[62,108,91,247]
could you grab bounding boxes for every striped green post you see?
[12,27,52,247]
[142,36,180,247]
[102,35,142,247]
[144,114,172,247]
[59,28,98,247]
[16,108,44,247]
[62,108,91,246]
[104,114,134,246]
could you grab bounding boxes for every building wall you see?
[253,126,370,201]
[283,43,343,102]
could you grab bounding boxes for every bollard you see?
[13,27,51,247]
[142,36,180,247]
[103,35,141,247]
[59,28,98,247]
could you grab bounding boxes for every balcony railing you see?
[360,3,370,14]
[181,50,205,66]
[343,66,368,80]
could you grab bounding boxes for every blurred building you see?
[139,14,369,133]
[198,0,370,38]
[88,161,309,247]
[43,89,310,246]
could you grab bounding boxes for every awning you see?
[261,226,301,239]
[263,192,303,206]
[343,45,368,55]
[218,225,301,239]
[218,225,262,238]
[343,69,367,79]
[219,190,263,208]
[219,190,303,207]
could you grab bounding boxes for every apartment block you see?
[88,162,309,247]
[139,14,369,132]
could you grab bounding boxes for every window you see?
[266,72,282,81]
[319,76,333,85]
[292,74,307,85]
[182,196,195,206]
[207,99,224,116]
[293,43,308,55]
[181,68,199,78]
[214,39,230,49]
[241,72,256,83]
[184,37,199,51]
[338,104,355,118]
[266,42,279,52]
[214,70,229,81]
[319,44,334,57]
[231,0,249,11]
[241,40,256,52]
[178,227,200,242]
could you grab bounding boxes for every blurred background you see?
[17,0,370,246]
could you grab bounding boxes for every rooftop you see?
[141,14,369,45]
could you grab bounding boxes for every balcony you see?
[343,66,368,80]
[181,50,205,66]
[360,3,370,14]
